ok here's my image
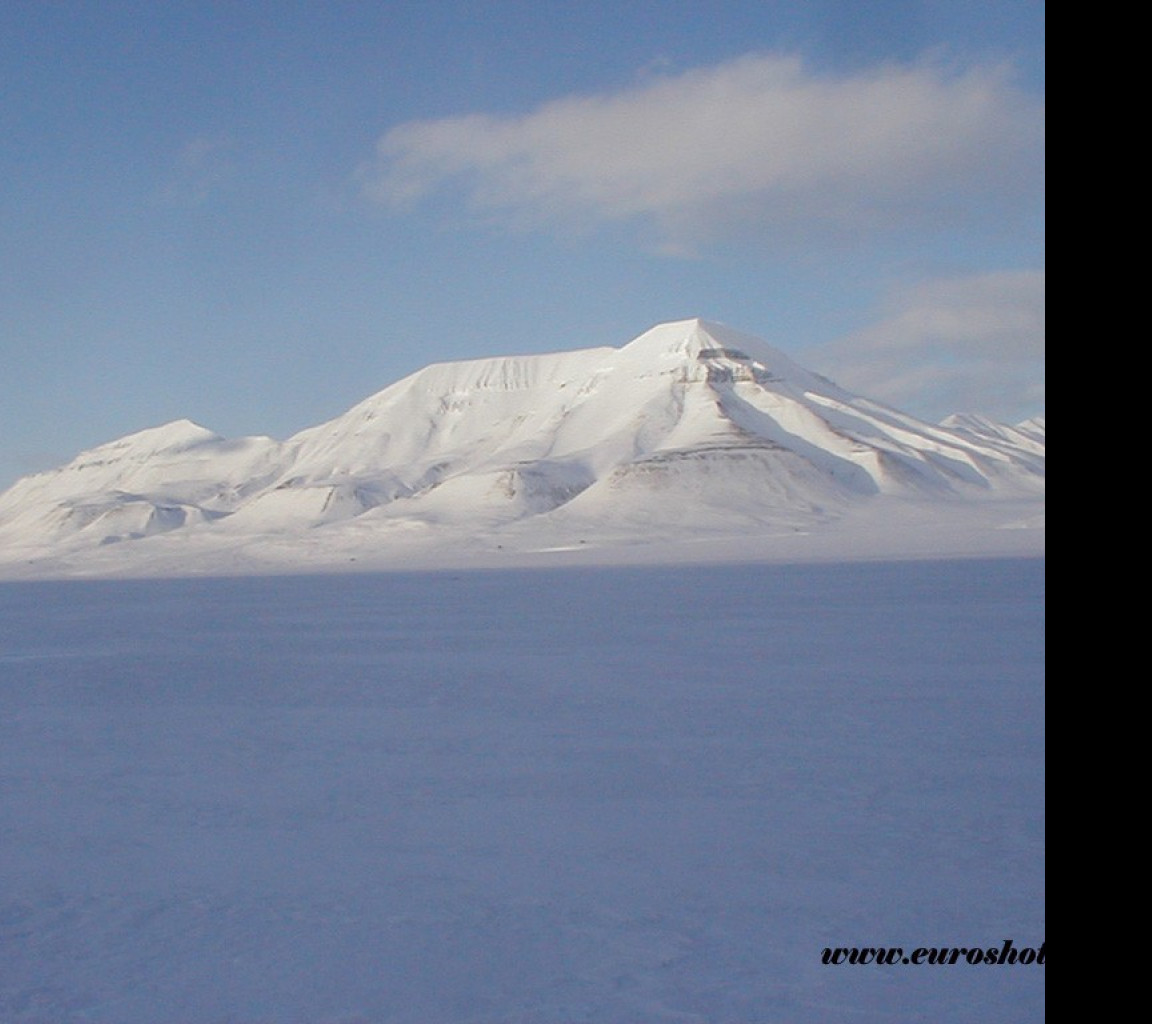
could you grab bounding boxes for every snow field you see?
[0,559,1044,1022]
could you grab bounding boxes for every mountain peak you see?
[87,419,222,458]
[620,317,734,357]
[617,317,828,392]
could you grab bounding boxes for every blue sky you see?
[0,1,1044,489]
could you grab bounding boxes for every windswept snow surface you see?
[0,559,1045,1023]
[0,319,1043,578]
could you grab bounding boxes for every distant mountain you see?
[0,319,1044,576]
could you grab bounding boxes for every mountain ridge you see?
[0,318,1044,577]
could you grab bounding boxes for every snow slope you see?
[0,319,1044,576]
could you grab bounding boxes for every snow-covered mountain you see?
[0,319,1044,576]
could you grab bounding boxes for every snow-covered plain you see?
[0,558,1045,1023]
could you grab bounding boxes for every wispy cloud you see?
[156,136,237,207]
[361,52,1043,249]
[807,270,1045,421]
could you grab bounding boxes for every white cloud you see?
[361,53,1043,248]
[807,270,1045,422]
